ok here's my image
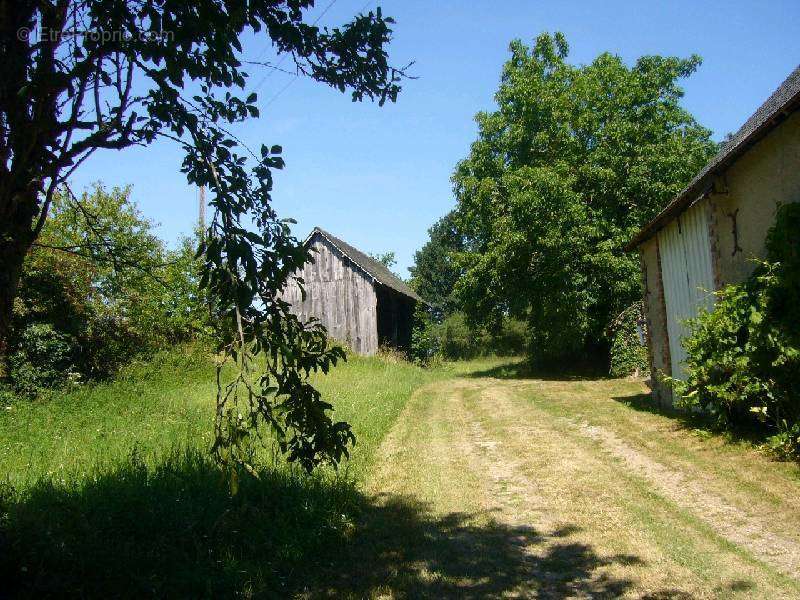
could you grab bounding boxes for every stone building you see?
[626,66,800,404]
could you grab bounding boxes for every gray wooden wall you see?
[280,234,379,355]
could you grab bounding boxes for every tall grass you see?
[1,346,216,490]
[0,345,445,597]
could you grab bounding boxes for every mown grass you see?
[0,346,446,597]
[8,353,798,597]
[344,361,800,598]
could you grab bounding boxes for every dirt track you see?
[351,372,800,599]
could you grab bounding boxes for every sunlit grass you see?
[0,346,445,489]
[0,345,447,596]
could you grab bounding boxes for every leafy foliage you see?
[410,303,437,364]
[6,324,79,396]
[203,221,352,476]
[436,313,527,360]
[6,186,207,396]
[409,212,524,363]
[764,204,800,336]
[673,204,800,458]
[3,1,408,472]
[608,302,649,378]
[451,33,716,365]
[412,310,527,362]
[368,251,398,269]
[408,212,465,317]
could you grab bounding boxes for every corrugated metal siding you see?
[658,220,685,378]
[657,201,716,384]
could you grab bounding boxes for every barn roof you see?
[626,64,800,251]
[306,227,422,302]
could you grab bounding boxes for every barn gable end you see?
[281,233,379,355]
[280,228,420,355]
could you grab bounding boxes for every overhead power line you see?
[249,0,341,96]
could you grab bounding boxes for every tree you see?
[9,184,208,391]
[2,1,408,472]
[408,211,464,316]
[368,250,397,269]
[452,33,716,365]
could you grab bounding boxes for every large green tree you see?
[2,1,407,471]
[453,33,716,364]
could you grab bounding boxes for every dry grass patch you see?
[315,358,800,598]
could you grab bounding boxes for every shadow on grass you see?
[3,449,651,598]
[611,392,783,453]
[464,358,609,382]
[315,493,645,598]
[611,391,686,420]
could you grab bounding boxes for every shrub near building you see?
[674,204,800,458]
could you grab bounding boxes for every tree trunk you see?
[0,236,28,360]
[0,189,38,363]
[0,230,32,355]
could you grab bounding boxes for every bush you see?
[409,304,437,364]
[7,324,79,396]
[673,204,800,458]
[608,302,649,378]
[411,311,527,362]
[436,312,473,359]
[490,317,529,357]
[4,185,210,396]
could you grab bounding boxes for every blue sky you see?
[70,0,800,276]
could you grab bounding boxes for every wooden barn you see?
[280,227,421,355]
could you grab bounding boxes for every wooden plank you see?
[279,233,379,355]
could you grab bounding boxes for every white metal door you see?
[657,201,716,382]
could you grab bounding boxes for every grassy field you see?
[0,347,445,597]
[3,353,800,598]
[0,347,440,487]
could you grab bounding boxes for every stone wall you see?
[708,110,800,285]
[639,236,672,405]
